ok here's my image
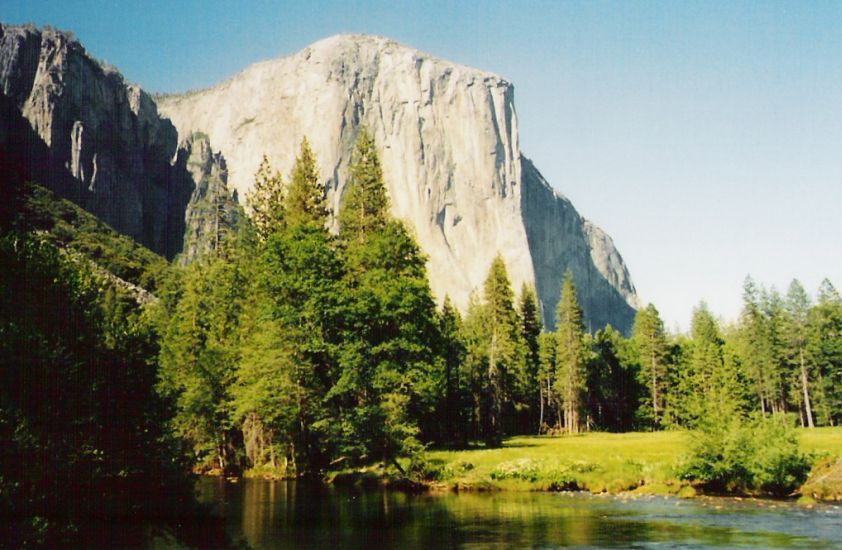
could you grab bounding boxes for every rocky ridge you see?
[0,23,233,261]
[158,34,639,330]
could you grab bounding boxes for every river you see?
[197,477,842,548]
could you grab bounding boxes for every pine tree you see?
[678,303,743,426]
[807,279,842,426]
[461,291,489,441]
[338,127,389,244]
[234,141,342,473]
[738,276,776,415]
[537,330,558,432]
[587,326,641,432]
[632,303,668,429]
[246,155,285,241]
[439,297,467,445]
[158,254,248,473]
[518,284,542,433]
[784,279,815,427]
[762,288,790,414]
[331,133,441,465]
[479,254,521,445]
[285,137,328,228]
[554,271,587,434]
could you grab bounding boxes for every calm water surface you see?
[197,477,842,549]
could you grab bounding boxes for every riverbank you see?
[422,428,842,498]
[424,431,692,495]
[241,428,842,499]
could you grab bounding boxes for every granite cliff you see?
[159,34,638,330]
[0,26,637,330]
[0,23,234,261]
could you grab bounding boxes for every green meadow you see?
[422,428,842,496]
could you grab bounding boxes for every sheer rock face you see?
[175,132,242,264]
[159,34,639,330]
[0,24,638,331]
[0,23,196,259]
[520,157,638,331]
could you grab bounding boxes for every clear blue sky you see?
[5,1,842,331]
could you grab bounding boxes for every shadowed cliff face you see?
[0,24,197,260]
[520,157,638,332]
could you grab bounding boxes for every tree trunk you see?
[487,332,501,445]
[651,348,659,429]
[799,346,815,428]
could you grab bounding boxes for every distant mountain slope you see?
[159,34,639,330]
[15,183,169,297]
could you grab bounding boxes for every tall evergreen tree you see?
[808,279,842,426]
[338,127,389,244]
[762,288,790,414]
[676,303,743,426]
[332,133,441,466]
[784,279,815,427]
[554,271,587,434]
[632,303,668,429]
[246,155,285,241]
[235,141,342,474]
[438,297,467,445]
[537,330,559,432]
[480,254,521,445]
[285,137,328,228]
[461,291,490,441]
[518,284,542,432]
[738,276,776,415]
[158,253,248,474]
[587,326,641,432]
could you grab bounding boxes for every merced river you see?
[197,477,842,549]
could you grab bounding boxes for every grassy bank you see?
[420,428,842,497]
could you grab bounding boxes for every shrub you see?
[681,413,811,496]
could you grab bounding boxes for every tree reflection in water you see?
[197,477,841,549]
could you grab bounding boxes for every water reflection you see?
[197,478,842,549]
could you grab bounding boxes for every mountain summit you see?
[0,25,638,331]
[158,33,638,330]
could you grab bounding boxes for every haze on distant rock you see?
[158,34,639,331]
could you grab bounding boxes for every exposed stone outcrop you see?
[0,23,198,259]
[175,132,242,264]
[159,34,639,330]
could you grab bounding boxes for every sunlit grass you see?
[799,426,842,457]
[425,428,842,494]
